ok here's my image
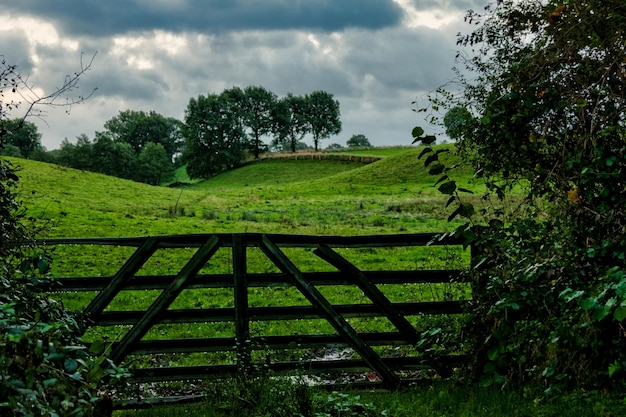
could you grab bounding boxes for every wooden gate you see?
[41,233,470,404]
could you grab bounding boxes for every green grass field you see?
[8,147,624,416]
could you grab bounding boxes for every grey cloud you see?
[1,32,34,74]
[5,0,403,37]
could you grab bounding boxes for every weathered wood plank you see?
[83,236,159,318]
[115,332,418,355]
[40,232,464,249]
[46,269,466,292]
[108,236,221,364]
[232,234,251,373]
[94,301,467,326]
[259,235,401,389]
[127,354,469,383]
[314,244,421,344]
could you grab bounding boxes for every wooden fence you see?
[40,233,471,406]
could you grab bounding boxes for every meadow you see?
[10,147,624,416]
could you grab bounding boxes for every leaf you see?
[592,305,611,321]
[487,345,501,361]
[613,307,626,322]
[88,339,106,355]
[447,206,462,222]
[418,147,432,159]
[424,153,439,167]
[64,358,78,373]
[457,188,474,194]
[459,202,475,218]
[438,181,457,195]
[412,126,425,138]
[428,163,445,175]
[609,361,622,378]
[446,195,456,208]
[434,175,449,186]
[422,135,437,145]
[581,297,597,311]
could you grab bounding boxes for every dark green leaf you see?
[438,181,457,195]
[447,206,461,222]
[428,163,445,175]
[459,202,475,218]
[418,147,432,159]
[446,195,456,208]
[88,339,106,355]
[412,126,425,138]
[422,135,437,145]
[64,358,78,373]
[435,175,449,186]
[424,153,439,167]
[487,345,500,361]
[458,188,474,194]
[614,307,626,322]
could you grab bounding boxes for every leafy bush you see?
[414,0,626,390]
[0,160,128,417]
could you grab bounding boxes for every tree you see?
[57,134,94,171]
[103,109,184,161]
[306,91,342,151]
[243,86,276,159]
[220,87,249,168]
[280,94,310,153]
[0,119,42,158]
[137,142,174,185]
[183,93,232,179]
[415,0,626,388]
[92,132,136,179]
[346,134,371,147]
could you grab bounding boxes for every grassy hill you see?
[8,146,478,238]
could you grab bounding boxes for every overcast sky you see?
[1,0,484,151]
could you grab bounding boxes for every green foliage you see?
[414,0,626,390]
[0,268,129,417]
[306,91,342,151]
[0,119,42,158]
[346,134,371,148]
[103,109,183,161]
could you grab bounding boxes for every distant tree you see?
[346,134,371,147]
[103,109,183,161]
[220,87,249,168]
[306,91,342,151]
[0,144,22,157]
[326,143,343,149]
[92,132,136,179]
[0,119,42,158]
[137,142,174,185]
[57,134,94,171]
[243,86,276,159]
[282,94,310,153]
[30,147,58,163]
[183,93,231,179]
[442,106,471,141]
[270,98,292,151]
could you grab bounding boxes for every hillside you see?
[7,146,475,238]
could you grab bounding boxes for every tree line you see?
[0,86,342,183]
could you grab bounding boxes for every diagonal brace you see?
[259,235,401,389]
[314,244,421,344]
[85,236,159,319]
[109,236,221,364]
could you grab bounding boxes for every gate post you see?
[233,234,251,376]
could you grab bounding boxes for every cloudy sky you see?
[1,0,484,151]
